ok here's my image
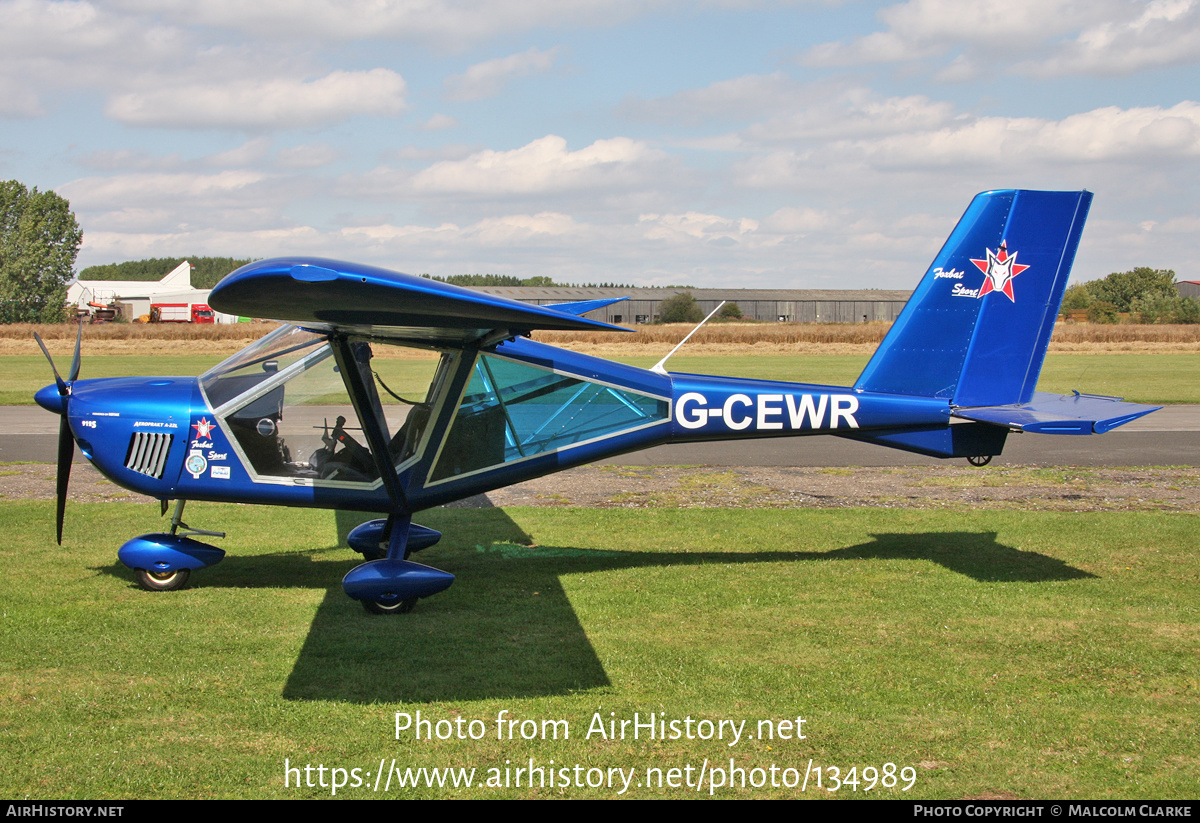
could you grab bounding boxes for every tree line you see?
[80,258,253,290]
[1061,268,1199,324]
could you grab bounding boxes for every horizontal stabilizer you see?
[952,392,1161,435]
[544,296,629,317]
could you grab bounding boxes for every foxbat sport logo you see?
[940,241,1031,301]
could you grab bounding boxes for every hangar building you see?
[475,286,913,324]
[1177,281,1200,300]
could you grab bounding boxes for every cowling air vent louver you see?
[124,432,173,479]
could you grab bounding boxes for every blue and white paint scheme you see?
[34,190,1160,613]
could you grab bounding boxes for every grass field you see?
[5,327,1195,799]
[1,501,1196,799]
[5,351,1199,405]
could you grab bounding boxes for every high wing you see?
[209,257,631,346]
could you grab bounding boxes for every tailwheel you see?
[967,455,993,467]
[135,567,191,592]
[363,597,418,615]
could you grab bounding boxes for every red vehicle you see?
[150,303,215,323]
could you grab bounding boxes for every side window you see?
[431,354,667,482]
[365,347,455,469]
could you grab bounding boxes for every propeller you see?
[33,325,82,545]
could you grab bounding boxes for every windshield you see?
[200,325,325,410]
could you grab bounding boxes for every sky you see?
[2,0,1198,289]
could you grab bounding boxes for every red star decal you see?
[970,241,1029,302]
[192,417,215,439]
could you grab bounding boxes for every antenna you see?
[650,301,726,375]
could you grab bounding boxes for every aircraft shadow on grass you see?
[97,503,1096,704]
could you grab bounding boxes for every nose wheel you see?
[363,597,418,615]
[135,567,191,592]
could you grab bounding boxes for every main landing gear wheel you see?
[135,567,191,592]
[967,455,993,467]
[363,597,418,615]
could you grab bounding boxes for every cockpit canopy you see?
[200,325,448,485]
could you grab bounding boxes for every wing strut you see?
[330,336,408,512]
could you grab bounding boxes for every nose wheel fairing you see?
[117,533,226,577]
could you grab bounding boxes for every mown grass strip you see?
[2,501,1195,799]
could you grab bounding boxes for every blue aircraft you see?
[35,189,1159,613]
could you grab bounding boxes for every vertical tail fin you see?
[855,190,1091,407]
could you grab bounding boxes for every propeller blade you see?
[68,323,82,382]
[55,415,74,545]
[33,332,67,396]
[34,328,82,544]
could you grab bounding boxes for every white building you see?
[66,261,238,323]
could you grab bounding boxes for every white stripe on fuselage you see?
[675,392,859,431]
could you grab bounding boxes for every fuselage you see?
[37,332,953,516]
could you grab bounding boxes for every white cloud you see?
[875,0,1102,46]
[62,170,272,206]
[0,1,411,133]
[761,207,838,234]
[0,0,182,62]
[932,54,980,83]
[276,143,341,169]
[57,169,324,234]
[802,0,1118,70]
[1019,0,1200,76]
[411,134,668,195]
[638,212,759,244]
[343,212,587,247]
[0,0,187,116]
[444,46,562,101]
[619,71,804,125]
[732,101,1200,197]
[105,69,407,130]
[72,148,187,172]
[417,113,460,131]
[116,0,664,47]
[742,88,957,144]
[853,102,1200,168]
[79,224,325,263]
[0,77,43,117]
[207,138,274,168]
